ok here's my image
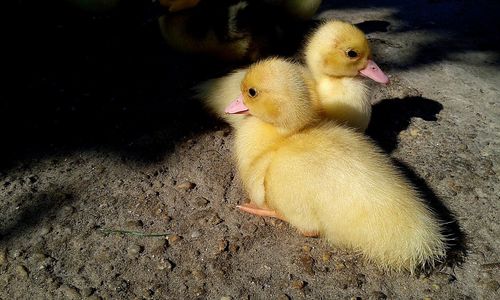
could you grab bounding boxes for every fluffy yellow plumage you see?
[304,20,389,131]
[227,58,446,272]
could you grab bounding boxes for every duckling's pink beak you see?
[359,60,390,84]
[225,94,250,115]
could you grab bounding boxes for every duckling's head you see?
[225,58,316,132]
[305,20,389,84]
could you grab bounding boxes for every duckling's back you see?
[264,123,446,271]
[194,69,247,127]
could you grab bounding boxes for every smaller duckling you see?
[304,20,389,131]
[159,0,322,61]
[225,58,446,272]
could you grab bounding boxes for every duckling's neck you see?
[315,75,371,130]
[316,76,369,105]
[234,117,288,206]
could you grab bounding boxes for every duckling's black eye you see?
[248,88,258,98]
[347,50,358,58]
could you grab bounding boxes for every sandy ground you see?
[2,0,499,299]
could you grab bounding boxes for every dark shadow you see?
[3,0,234,171]
[319,0,500,69]
[366,97,444,153]
[392,159,467,270]
[0,188,76,245]
[355,20,391,33]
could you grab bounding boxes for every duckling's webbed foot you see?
[237,203,320,238]
[236,202,283,219]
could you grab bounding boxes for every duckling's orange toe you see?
[236,203,282,219]
[237,203,319,237]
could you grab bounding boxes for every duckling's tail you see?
[361,213,448,273]
[322,199,448,273]
[193,69,248,127]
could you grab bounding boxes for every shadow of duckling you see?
[355,20,391,34]
[367,96,444,153]
[392,159,467,271]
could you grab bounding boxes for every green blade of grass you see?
[98,228,170,237]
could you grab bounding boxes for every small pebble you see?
[15,265,29,278]
[176,181,196,191]
[193,286,205,296]
[299,254,315,275]
[31,252,47,262]
[291,280,306,289]
[209,214,223,225]
[0,248,6,265]
[105,266,117,276]
[409,128,420,137]
[125,220,143,230]
[191,230,202,238]
[152,180,163,190]
[215,130,229,138]
[369,291,387,300]
[195,197,209,207]
[81,287,95,297]
[157,258,173,271]
[46,276,62,290]
[302,245,312,252]
[60,205,75,217]
[356,274,366,287]
[432,272,456,284]
[167,234,182,245]
[192,269,207,280]
[217,239,228,253]
[10,248,23,259]
[431,284,441,291]
[60,285,81,299]
[334,261,346,271]
[481,280,499,291]
[31,252,48,269]
[127,244,143,257]
[322,251,332,262]
[423,297,432,300]
[277,294,290,300]
[229,243,239,254]
[241,223,257,234]
[39,226,51,235]
[220,297,232,300]
[152,239,169,256]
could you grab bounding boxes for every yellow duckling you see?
[225,58,446,272]
[304,20,389,131]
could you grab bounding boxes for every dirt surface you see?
[2,0,499,299]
